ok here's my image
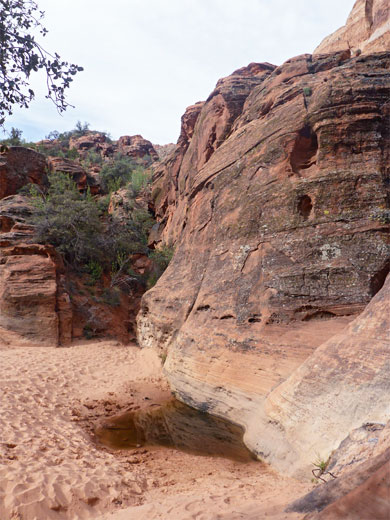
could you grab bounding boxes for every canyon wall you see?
[315,0,390,55]
[138,7,390,478]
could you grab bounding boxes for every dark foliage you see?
[0,0,83,125]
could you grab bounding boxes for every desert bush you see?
[82,149,103,167]
[86,260,103,282]
[102,287,121,307]
[27,171,155,272]
[128,167,151,196]
[28,171,104,265]
[99,155,136,192]
[147,244,174,288]
[99,154,151,194]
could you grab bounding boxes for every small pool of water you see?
[95,399,256,462]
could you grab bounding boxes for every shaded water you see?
[95,399,256,462]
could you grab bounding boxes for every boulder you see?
[0,147,47,199]
[117,135,158,162]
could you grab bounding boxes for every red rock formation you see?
[0,147,47,199]
[306,461,390,519]
[69,132,113,157]
[68,131,158,164]
[151,101,205,243]
[138,51,390,476]
[117,135,158,162]
[47,156,88,190]
[315,0,390,55]
[288,448,390,519]
[254,272,390,476]
[151,63,275,245]
[0,194,145,345]
[0,196,72,345]
[47,156,101,194]
[153,143,176,161]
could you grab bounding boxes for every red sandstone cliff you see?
[138,4,390,484]
[315,0,390,55]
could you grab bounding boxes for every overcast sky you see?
[4,0,355,145]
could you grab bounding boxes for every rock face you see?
[315,0,390,55]
[153,143,176,161]
[0,194,145,346]
[68,132,114,158]
[288,447,390,519]
[251,272,390,476]
[117,135,159,162]
[138,50,390,477]
[0,196,72,346]
[0,147,47,199]
[151,63,275,246]
[47,156,100,194]
[68,132,158,163]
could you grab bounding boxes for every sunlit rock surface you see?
[0,195,72,345]
[315,0,390,55]
[138,49,390,477]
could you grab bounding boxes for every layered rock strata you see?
[315,0,390,55]
[0,196,72,345]
[47,156,100,194]
[138,51,390,476]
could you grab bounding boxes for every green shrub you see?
[82,149,103,167]
[102,287,121,307]
[83,324,95,339]
[128,167,151,196]
[28,171,104,265]
[99,155,136,192]
[66,147,80,160]
[86,260,103,282]
[97,195,110,216]
[150,245,174,271]
[99,155,150,194]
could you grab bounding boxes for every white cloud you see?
[4,0,354,144]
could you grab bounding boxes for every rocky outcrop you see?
[288,447,390,519]
[0,196,72,346]
[251,272,390,477]
[47,156,87,188]
[153,143,176,161]
[138,50,390,477]
[0,147,47,199]
[57,132,158,164]
[315,0,390,55]
[117,135,158,162]
[151,63,275,245]
[0,193,146,346]
[47,156,100,194]
[69,132,114,158]
[151,101,204,244]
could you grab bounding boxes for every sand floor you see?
[0,339,310,520]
